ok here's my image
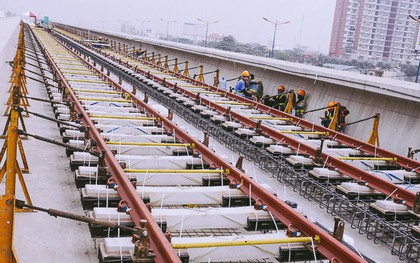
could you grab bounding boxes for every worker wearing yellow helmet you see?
[234,70,252,97]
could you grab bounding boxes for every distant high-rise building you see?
[121,23,139,36]
[329,0,420,63]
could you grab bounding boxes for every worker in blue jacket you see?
[234,70,252,97]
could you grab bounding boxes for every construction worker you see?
[337,103,350,131]
[246,74,258,100]
[321,102,336,128]
[234,70,252,97]
[321,102,350,131]
[244,74,264,101]
[295,89,306,118]
[262,94,274,107]
[271,85,287,111]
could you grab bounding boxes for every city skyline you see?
[1,0,336,53]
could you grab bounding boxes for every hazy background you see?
[0,0,336,53]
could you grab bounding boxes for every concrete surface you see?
[0,20,96,263]
[61,24,420,157]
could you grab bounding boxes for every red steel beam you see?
[31,28,181,263]
[52,33,368,263]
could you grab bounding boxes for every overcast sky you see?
[1,0,337,53]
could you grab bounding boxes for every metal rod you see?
[15,200,135,232]
[21,95,68,105]
[24,61,52,73]
[124,169,222,174]
[20,108,85,131]
[303,104,339,114]
[23,67,55,81]
[171,236,317,249]
[188,65,203,70]
[167,61,186,67]
[343,114,380,126]
[25,53,49,65]
[24,75,56,87]
[196,70,218,76]
[226,77,239,82]
[17,130,98,156]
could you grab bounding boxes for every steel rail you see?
[30,27,181,263]
[49,30,368,263]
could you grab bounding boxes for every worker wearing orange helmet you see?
[271,85,287,111]
[321,102,336,128]
[295,89,306,118]
[321,101,350,131]
[234,70,252,97]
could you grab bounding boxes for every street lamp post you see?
[262,17,290,58]
[136,19,150,36]
[160,18,176,40]
[409,15,420,83]
[196,18,219,47]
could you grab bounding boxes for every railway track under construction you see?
[50,24,420,262]
[2,23,419,262]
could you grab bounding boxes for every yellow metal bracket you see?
[197,65,204,82]
[284,92,295,114]
[157,54,162,68]
[368,114,380,147]
[183,61,189,77]
[173,58,179,73]
[213,69,220,87]
[328,105,340,131]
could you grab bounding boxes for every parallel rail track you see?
[48,24,420,262]
[21,24,377,262]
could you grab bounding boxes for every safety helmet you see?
[277,85,285,91]
[241,70,250,77]
[328,101,336,109]
[297,90,305,96]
